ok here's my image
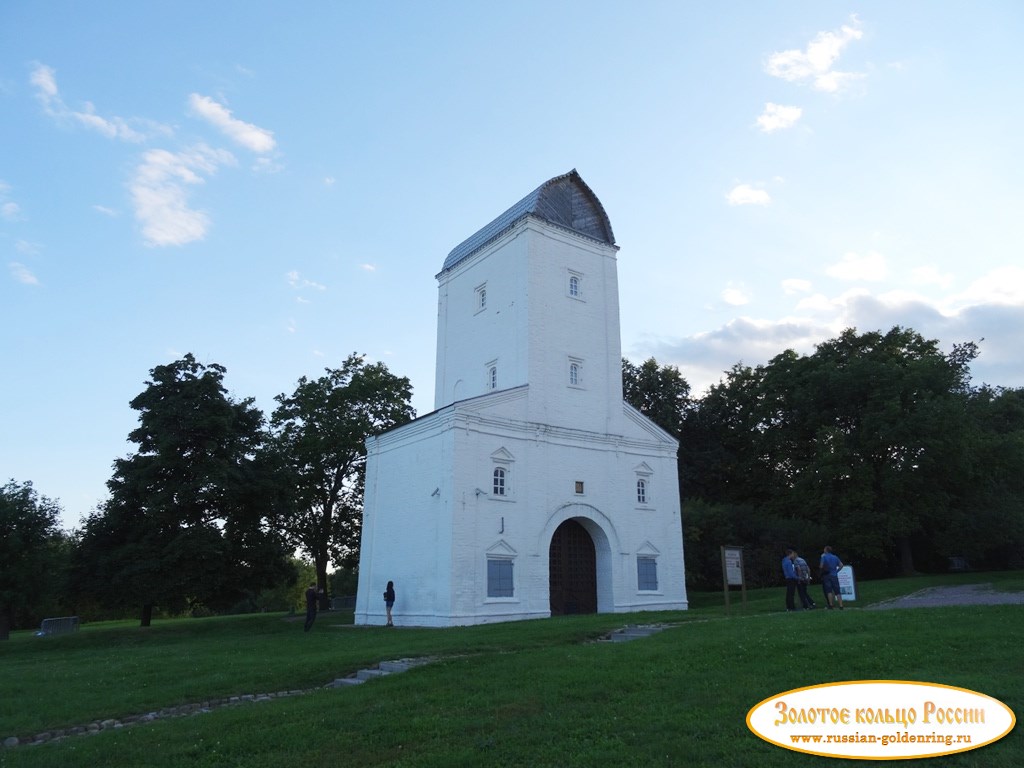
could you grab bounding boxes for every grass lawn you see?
[1,572,1021,767]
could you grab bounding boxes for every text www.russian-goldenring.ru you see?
[790,732,972,747]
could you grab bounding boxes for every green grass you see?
[2,574,1022,767]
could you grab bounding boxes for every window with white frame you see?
[490,447,514,499]
[475,283,487,313]
[486,360,497,390]
[568,357,583,387]
[634,463,653,507]
[568,272,582,299]
[487,558,514,597]
[637,556,658,591]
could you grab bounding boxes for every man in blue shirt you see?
[819,546,845,610]
[781,549,799,611]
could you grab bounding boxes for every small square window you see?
[574,481,584,495]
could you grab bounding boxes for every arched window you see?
[636,478,647,504]
[493,467,506,496]
[569,275,580,297]
[569,363,580,386]
[488,365,497,390]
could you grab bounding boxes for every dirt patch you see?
[867,583,1024,610]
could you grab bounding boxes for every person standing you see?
[303,583,319,632]
[383,580,396,627]
[781,549,799,611]
[819,546,845,610]
[793,551,816,609]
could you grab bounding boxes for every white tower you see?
[355,171,687,626]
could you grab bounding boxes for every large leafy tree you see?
[622,357,691,437]
[0,480,66,639]
[270,354,415,599]
[74,355,294,626]
[690,327,989,576]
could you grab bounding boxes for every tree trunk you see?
[897,537,916,576]
[316,558,330,610]
[140,602,154,627]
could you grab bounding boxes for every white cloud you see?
[360,263,377,272]
[795,292,835,313]
[1,181,22,220]
[911,265,954,290]
[324,176,336,186]
[15,240,41,255]
[188,94,276,153]
[952,266,1024,308]
[130,144,235,247]
[641,264,1024,396]
[765,16,864,93]
[9,262,40,285]
[286,270,327,291]
[782,278,813,294]
[252,157,284,174]
[722,284,750,306]
[30,63,149,142]
[826,250,887,281]
[757,103,803,132]
[92,205,118,217]
[727,184,771,206]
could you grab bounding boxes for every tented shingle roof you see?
[441,170,615,272]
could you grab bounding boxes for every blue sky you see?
[3,2,1023,529]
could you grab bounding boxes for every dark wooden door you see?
[549,519,597,615]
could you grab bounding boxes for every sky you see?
[3,2,1024,530]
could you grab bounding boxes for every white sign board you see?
[723,547,744,586]
[837,565,857,601]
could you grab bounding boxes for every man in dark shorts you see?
[819,546,845,610]
[304,583,319,631]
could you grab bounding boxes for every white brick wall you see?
[355,215,688,627]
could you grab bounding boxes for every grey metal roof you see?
[441,170,616,273]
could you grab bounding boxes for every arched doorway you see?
[549,519,597,615]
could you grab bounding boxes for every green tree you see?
[74,355,294,626]
[270,354,415,599]
[0,480,66,639]
[622,357,691,437]
[688,327,986,575]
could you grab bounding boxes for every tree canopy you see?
[74,355,294,626]
[0,480,67,639]
[681,327,1024,580]
[270,353,415,598]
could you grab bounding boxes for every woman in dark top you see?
[384,581,395,627]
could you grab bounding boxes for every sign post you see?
[720,545,747,614]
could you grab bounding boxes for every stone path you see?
[3,626,669,749]
[867,583,1024,610]
[3,657,434,749]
